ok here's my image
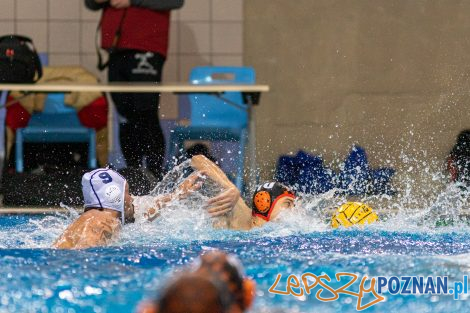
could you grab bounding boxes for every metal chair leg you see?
[88,130,97,168]
[15,129,24,173]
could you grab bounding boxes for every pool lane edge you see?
[0,207,82,214]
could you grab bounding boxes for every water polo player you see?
[191,155,380,230]
[138,250,255,313]
[53,167,205,249]
[191,251,255,313]
[191,155,297,230]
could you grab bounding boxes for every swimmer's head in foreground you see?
[147,274,226,313]
[82,168,135,224]
[252,182,296,222]
[138,250,255,313]
[194,251,256,312]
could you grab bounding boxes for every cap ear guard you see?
[252,182,296,221]
[253,191,271,213]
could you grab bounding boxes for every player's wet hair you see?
[156,273,227,313]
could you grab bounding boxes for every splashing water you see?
[1,156,470,248]
[1,157,470,312]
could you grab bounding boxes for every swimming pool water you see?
[0,214,470,313]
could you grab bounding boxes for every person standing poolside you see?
[53,167,208,249]
[84,0,184,179]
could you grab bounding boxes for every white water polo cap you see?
[82,168,127,224]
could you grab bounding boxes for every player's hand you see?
[174,171,206,199]
[110,0,131,9]
[206,186,240,217]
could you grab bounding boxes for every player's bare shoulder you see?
[53,210,121,249]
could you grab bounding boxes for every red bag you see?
[77,96,108,130]
[5,96,31,131]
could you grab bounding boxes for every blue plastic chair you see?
[15,54,97,172]
[168,66,255,190]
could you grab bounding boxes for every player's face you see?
[124,183,135,223]
[270,196,295,220]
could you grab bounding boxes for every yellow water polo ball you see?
[331,202,378,229]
